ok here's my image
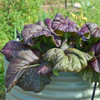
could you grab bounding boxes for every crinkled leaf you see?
[43,48,65,63]
[45,18,63,36]
[44,48,91,72]
[17,63,51,93]
[65,17,79,32]
[52,13,79,33]
[52,13,66,31]
[22,23,42,45]
[86,23,100,38]
[21,21,52,46]
[22,20,61,47]
[78,24,90,37]
[44,18,62,47]
[0,41,27,61]
[64,48,92,62]
[78,23,100,38]
[5,49,40,92]
[89,42,100,73]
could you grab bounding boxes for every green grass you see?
[0,56,5,100]
[72,0,100,25]
[39,0,100,27]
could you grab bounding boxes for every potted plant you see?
[1,13,100,100]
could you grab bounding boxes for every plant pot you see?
[4,57,100,100]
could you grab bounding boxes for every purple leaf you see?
[36,20,45,27]
[78,24,90,37]
[44,18,53,31]
[21,20,61,47]
[21,21,52,46]
[16,63,51,93]
[86,23,100,38]
[0,41,27,61]
[52,13,66,31]
[91,58,100,73]
[89,42,100,73]
[5,49,40,92]
[78,23,100,38]
[44,18,62,47]
[37,62,52,75]
[52,13,79,33]
[33,27,52,38]
[90,42,100,56]
[52,35,61,47]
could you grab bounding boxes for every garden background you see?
[0,0,100,100]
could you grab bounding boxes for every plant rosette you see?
[0,13,100,93]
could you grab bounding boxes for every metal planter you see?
[4,57,100,100]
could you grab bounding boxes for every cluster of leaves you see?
[0,13,100,93]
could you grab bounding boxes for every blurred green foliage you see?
[72,0,100,26]
[0,0,44,46]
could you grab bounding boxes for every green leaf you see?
[87,51,94,60]
[88,51,94,57]
[32,40,42,52]
[80,67,100,83]
[52,70,60,76]
[44,48,91,72]
[96,54,100,58]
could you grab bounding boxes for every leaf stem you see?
[90,55,100,61]
[28,64,40,68]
